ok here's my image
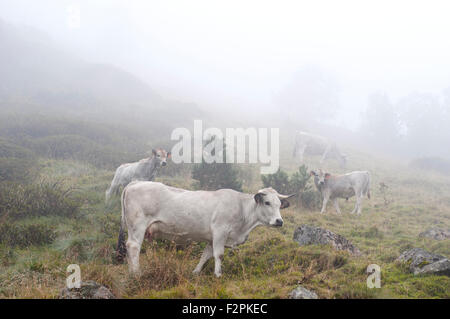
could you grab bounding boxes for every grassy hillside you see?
[0,135,449,299]
[1,16,448,299]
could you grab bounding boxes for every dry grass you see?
[1,153,450,299]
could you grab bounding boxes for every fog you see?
[1,0,449,159]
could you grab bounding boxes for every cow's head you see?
[152,148,171,167]
[310,169,331,189]
[254,187,296,227]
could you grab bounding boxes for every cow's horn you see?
[278,193,297,199]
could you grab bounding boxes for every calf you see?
[105,148,170,205]
[310,170,371,215]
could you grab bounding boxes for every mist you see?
[2,1,450,301]
[1,0,450,159]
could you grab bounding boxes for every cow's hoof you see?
[214,273,222,278]
[192,269,201,275]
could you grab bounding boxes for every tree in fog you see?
[397,92,448,158]
[362,92,401,153]
[276,66,340,126]
[192,136,242,192]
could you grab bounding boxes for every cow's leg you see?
[105,170,121,207]
[332,198,342,214]
[212,235,226,278]
[193,244,213,275]
[356,195,363,215]
[320,195,329,214]
[320,145,331,164]
[126,222,147,275]
[145,227,153,242]
[105,184,115,207]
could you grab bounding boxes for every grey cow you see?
[310,170,371,215]
[105,148,170,205]
[116,182,295,277]
[293,131,347,168]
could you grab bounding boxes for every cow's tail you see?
[116,186,127,263]
[365,172,371,199]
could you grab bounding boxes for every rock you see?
[419,228,450,241]
[396,248,450,276]
[59,281,115,299]
[288,286,318,299]
[293,225,361,256]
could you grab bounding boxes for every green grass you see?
[0,151,449,299]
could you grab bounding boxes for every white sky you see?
[2,0,450,129]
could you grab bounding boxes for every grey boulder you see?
[293,225,361,256]
[59,280,115,299]
[289,286,318,299]
[396,248,450,276]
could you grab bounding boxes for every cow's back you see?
[123,182,244,243]
[296,131,329,154]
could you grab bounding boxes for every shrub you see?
[261,165,321,209]
[0,222,56,248]
[0,180,82,219]
[0,244,16,266]
[0,138,34,159]
[192,137,243,191]
[299,190,322,210]
[0,158,37,183]
[261,168,291,194]
[0,138,37,183]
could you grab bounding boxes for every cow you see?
[116,182,295,277]
[105,148,170,205]
[310,170,371,215]
[293,131,347,168]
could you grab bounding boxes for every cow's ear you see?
[280,199,290,209]
[325,173,331,179]
[152,149,157,156]
[167,151,171,159]
[310,170,316,176]
[254,192,265,205]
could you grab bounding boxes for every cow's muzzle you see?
[161,161,167,166]
[274,218,283,227]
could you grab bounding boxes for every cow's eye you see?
[264,201,271,206]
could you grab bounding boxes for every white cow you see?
[116,182,295,277]
[310,170,371,215]
[105,148,170,205]
[293,131,347,167]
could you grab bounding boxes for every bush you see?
[0,138,37,183]
[261,168,291,194]
[0,138,34,159]
[0,180,82,219]
[299,189,322,210]
[0,222,56,248]
[192,137,242,191]
[0,157,37,183]
[261,165,321,210]
[0,244,16,266]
